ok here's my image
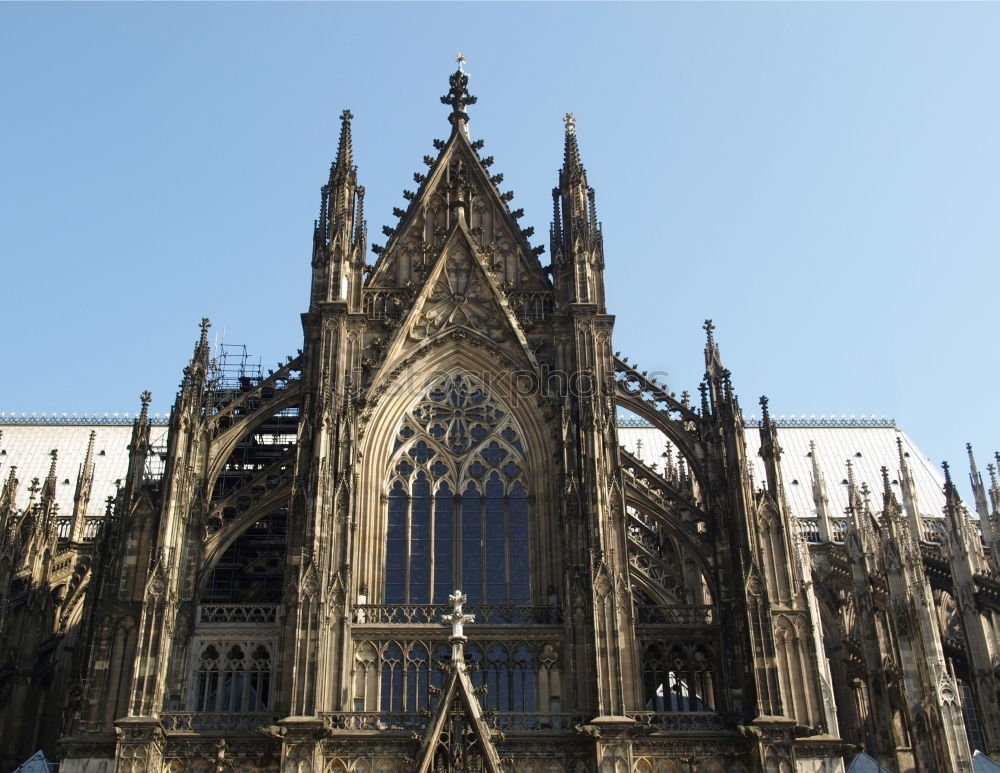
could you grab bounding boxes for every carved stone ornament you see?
[410,250,507,343]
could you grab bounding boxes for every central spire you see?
[441,54,477,135]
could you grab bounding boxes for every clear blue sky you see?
[2,2,999,495]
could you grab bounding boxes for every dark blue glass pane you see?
[480,442,508,466]
[386,483,408,603]
[409,441,435,464]
[508,486,530,604]
[410,474,431,602]
[462,486,482,603]
[433,484,454,603]
[485,487,506,603]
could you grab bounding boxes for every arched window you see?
[384,373,530,605]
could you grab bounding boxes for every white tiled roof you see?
[619,421,953,521]
[0,423,169,516]
[0,419,955,526]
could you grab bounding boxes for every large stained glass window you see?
[384,373,530,605]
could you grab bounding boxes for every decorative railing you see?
[743,415,896,428]
[487,713,588,732]
[160,712,276,732]
[196,604,279,625]
[634,605,714,626]
[321,712,425,732]
[352,604,562,625]
[626,711,732,732]
[319,712,588,734]
[0,413,170,425]
[796,516,947,545]
[55,516,103,542]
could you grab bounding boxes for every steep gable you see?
[366,69,550,299]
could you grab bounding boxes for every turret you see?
[312,109,366,311]
[550,113,605,309]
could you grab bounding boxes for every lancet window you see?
[192,640,273,712]
[384,373,530,605]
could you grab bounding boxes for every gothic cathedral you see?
[3,65,1000,773]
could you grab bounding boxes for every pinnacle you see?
[334,109,354,175]
[561,112,585,180]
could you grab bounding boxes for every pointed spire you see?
[809,440,833,542]
[194,317,210,362]
[966,443,997,548]
[441,54,477,135]
[881,465,898,511]
[845,459,862,518]
[758,395,779,457]
[942,461,964,531]
[41,449,58,505]
[71,431,97,541]
[125,391,153,499]
[334,109,353,176]
[0,465,17,513]
[892,436,924,544]
[562,111,584,180]
[139,390,151,425]
[988,462,1000,514]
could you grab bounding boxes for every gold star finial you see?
[455,52,467,72]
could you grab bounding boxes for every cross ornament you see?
[442,589,475,640]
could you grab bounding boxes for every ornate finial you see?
[564,112,576,135]
[703,318,715,344]
[455,52,467,72]
[140,391,152,409]
[759,395,770,423]
[442,589,474,641]
[441,61,477,128]
[340,109,353,122]
[942,461,953,487]
[197,318,211,352]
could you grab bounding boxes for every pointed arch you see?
[355,346,556,604]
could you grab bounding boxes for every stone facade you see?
[2,66,1000,773]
